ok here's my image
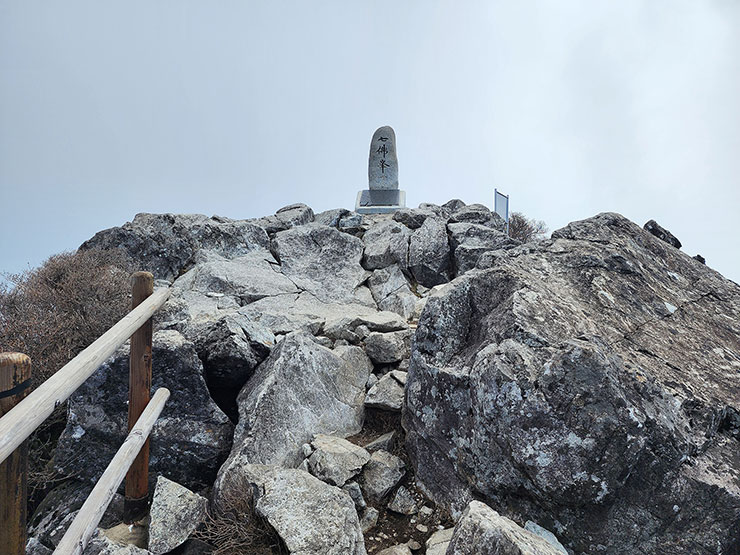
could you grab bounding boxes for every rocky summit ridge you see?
[27,200,739,554]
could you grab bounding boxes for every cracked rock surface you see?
[404,212,740,554]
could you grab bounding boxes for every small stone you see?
[361,450,406,502]
[387,486,418,515]
[415,524,428,533]
[425,528,454,555]
[407,539,422,550]
[360,507,380,533]
[419,506,434,518]
[364,372,406,412]
[308,435,371,487]
[377,545,412,555]
[342,481,367,511]
[302,443,314,458]
[366,374,379,391]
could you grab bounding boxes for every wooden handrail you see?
[53,388,170,555]
[0,286,170,465]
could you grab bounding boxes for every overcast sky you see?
[1,1,739,284]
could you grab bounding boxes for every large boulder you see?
[238,292,398,337]
[214,333,371,495]
[148,476,207,555]
[447,222,520,276]
[251,203,315,235]
[404,213,740,554]
[315,208,351,228]
[408,217,451,287]
[364,331,411,364]
[54,330,233,491]
[446,501,562,555]
[367,265,419,321]
[172,251,299,305]
[644,219,682,249]
[272,223,369,304]
[216,465,366,555]
[80,213,270,281]
[450,204,505,230]
[362,220,411,271]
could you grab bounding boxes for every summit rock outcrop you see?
[31,202,738,554]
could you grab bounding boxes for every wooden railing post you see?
[54,388,170,555]
[0,353,32,555]
[123,272,154,522]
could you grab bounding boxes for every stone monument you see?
[355,126,406,214]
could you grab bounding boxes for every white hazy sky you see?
[1,1,739,283]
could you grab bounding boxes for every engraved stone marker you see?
[356,126,406,214]
[369,127,398,190]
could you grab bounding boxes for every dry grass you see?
[195,477,285,555]
[0,248,134,513]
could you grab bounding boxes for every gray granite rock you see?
[450,204,505,230]
[360,507,379,533]
[222,465,367,555]
[172,250,299,304]
[404,212,740,553]
[367,265,419,321]
[446,501,561,555]
[214,332,371,496]
[364,371,406,412]
[315,208,351,227]
[339,213,365,235]
[80,213,270,281]
[392,208,432,230]
[377,546,412,555]
[25,538,52,555]
[148,476,207,555]
[387,486,418,515]
[323,310,407,342]
[442,199,466,214]
[307,435,371,487]
[426,528,454,555]
[252,203,315,235]
[272,223,367,304]
[644,219,682,249]
[360,450,405,503]
[364,330,411,364]
[343,481,367,511]
[238,292,385,337]
[364,431,396,453]
[447,222,520,275]
[408,217,451,287]
[362,220,411,270]
[55,331,233,491]
[524,521,568,554]
[83,531,151,554]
